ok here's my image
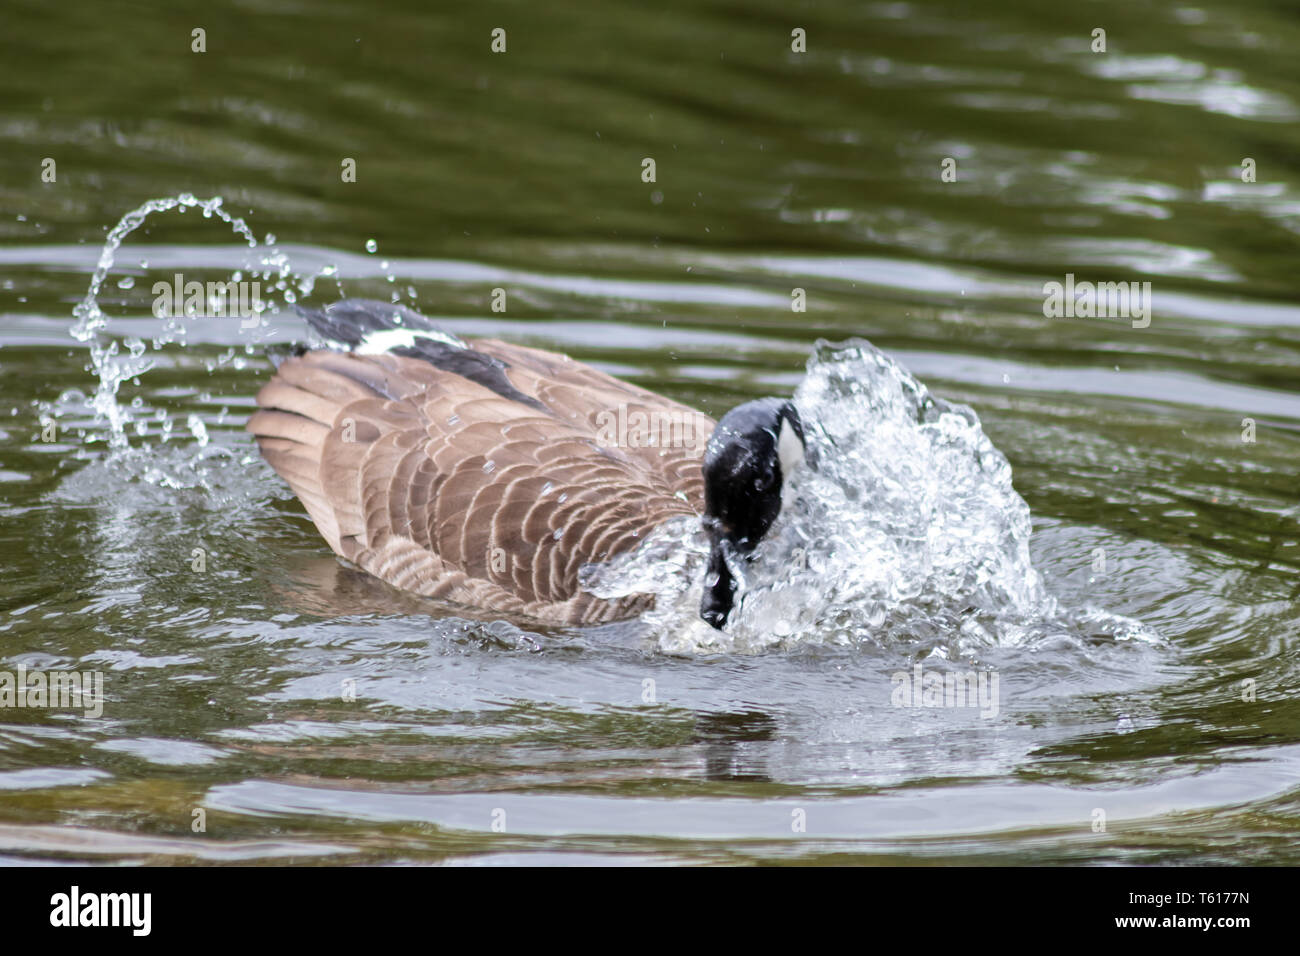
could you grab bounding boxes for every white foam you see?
[582,339,1158,654]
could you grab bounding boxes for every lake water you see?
[0,0,1298,864]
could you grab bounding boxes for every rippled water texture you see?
[0,0,1298,864]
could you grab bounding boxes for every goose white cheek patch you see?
[777,416,804,478]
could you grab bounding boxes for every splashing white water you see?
[69,195,259,451]
[583,339,1158,654]
[58,195,356,470]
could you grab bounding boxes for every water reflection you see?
[693,711,778,783]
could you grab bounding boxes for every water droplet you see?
[116,276,134,290]
[186,413,210,447]
[365,239,378,253]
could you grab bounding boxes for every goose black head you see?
[699,398,807,630]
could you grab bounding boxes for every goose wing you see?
[248,343,711,625]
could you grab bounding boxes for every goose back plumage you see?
[247,308,714,625]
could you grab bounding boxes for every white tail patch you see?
[355,327,463,354]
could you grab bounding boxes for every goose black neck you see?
[698,398,805,630]
[700,539,738,630]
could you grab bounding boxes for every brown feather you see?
[247,336,712,624]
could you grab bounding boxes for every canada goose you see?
[247,299,807,629]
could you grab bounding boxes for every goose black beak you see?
[699,532,738,630]
[701,604,730,631]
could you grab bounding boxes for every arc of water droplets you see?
[71,194,286,451]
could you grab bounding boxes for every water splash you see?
[48,197,421,501]
[69,195,254,451]
[59,194,350,469]
[584,339,1158,654]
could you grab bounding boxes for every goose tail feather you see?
[294,299,464,351]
